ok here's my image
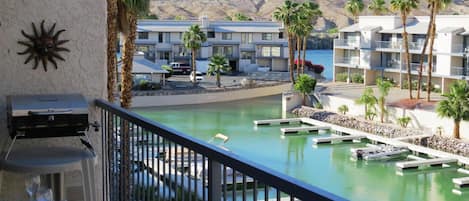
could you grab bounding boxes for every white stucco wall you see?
[0,0,106,200]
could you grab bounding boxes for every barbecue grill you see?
[5,94,98,159]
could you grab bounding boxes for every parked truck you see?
[170,62,191,75]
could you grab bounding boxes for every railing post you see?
[208,159,222,201]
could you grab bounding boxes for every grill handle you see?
[28,110,73,116]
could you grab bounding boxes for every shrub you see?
[382,77,397,86]
[161,65,173,78]
[397,117,411,128]
[338,105,349,115]
[138,80,161,91]
[336,72,348,82]
[351,73,364,83]
[315,102,323,109]
[327,27,339,34]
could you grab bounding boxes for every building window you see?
[138,32,149,39]
[222,33,232,40]
[262,33,272,40]
[158,51,170,60]
[260,46,280,57]
[207,31,215,38]
[278,32,284,39]
[241,33,253,44]
[214,46,234,57]
[179,32,183,40]
[241,51,255,64]
[158,32,163,43]
[175,45,189,57]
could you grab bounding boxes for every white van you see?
[190,71,204,82]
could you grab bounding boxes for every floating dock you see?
[396,158,458,170]
[313,135,365,144]
[280,126,330,135]
[253,118,303,126]
[407,155,426,161]
[458,168,469,175]
[453,177,469,188]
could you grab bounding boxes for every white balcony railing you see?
[334,39,360,48]
[383,60,401,69]
[335,56,359,66]
[408,41,425,51]
[452,45,469,54]
[410,63,436,73]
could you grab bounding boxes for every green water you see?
[134,95,468,201]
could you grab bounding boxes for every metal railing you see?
[375,41,401,50]
[383,60,400,69]
[334,39,359,48]
[335,56,359,66]
[97,100,345,201]
[410,63,436,73]
[451,66,466,76]
[408,41,425,51]
[452,45,469,54]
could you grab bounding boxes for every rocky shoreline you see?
[292,106,423,138]
[292,106,469,157]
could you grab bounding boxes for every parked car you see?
[190,71,204,82]
[170,62,191,75]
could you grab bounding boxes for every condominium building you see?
[333,15,469,92]
[132,16,289,72]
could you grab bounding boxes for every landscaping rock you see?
[413,135,469,157]
[292,106,423,138]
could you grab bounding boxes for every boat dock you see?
[396,158,458,170]
[280,126,330,135]
[313,135,365,144]
[253,118,303,126]
[453,177,469,188]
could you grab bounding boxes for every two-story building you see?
[333,15,469,93]
[132,16,289,73]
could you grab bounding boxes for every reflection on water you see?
[134,95,467,201]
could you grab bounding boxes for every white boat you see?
[352,145,408,161]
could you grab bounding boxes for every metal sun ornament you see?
[17,20,70,72]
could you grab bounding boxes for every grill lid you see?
[8,94,88,117]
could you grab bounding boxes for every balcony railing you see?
[383,60,401,69]
[96,100,345,201]
[410,63,436,73]
[335,56,359,66]
[408,41,425,51]
[451,67,466,76]
[452,45,469,54]
[375,41,401,50]
[334,39,360,48]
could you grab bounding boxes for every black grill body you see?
[7,94,89,139]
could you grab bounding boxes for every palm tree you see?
[183,24,207,86]
[426,0,452,101]
[368,0,388,15]
[355,87,378,120]
[436,80,469,139]
[289,18,308,76]
[208,54,231,87]
[116,1,149,200]
[300,2,322,73]
[390,0,419,100]
[345,0,365,23]
[119,0,150,109]
[273,0,300,83]
[416,1,435,99]
[376,78,393,123]
[107,0,118,103]
[294,74,317,105]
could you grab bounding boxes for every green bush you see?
[161,64,173,78]
[402,80,418,90]
[338,105,349,115]
[351,73,364,83]
[138,80,161,91]
[315,102,323,109]
[397,117,411,128]
[382,77,397,86]
[327,27,339,34]
[336,73,348,82]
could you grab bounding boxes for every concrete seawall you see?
[131,83,292,107]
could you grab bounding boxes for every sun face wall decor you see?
[17,20,70,72]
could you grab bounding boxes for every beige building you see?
[333,15,469,92]
[133,16,289,72]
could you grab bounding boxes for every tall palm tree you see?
[436,80,469,139]
[300,2,322,73]
[426,0,452,101]
[368,0,388,15]
[119,0,150,109]
[107,0,118,103]
[273,0,300,83]
[390,0,419,100]
[183,24,207,85]
[416,1,435,99]
[376,78,393,123]
[345,0,365,23]
[208,54,231,87]
[116,1,149,200]
[289,18,307,76]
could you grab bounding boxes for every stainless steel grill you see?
[6,94,89,139]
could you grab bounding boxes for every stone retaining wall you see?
[413,136,469,157]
